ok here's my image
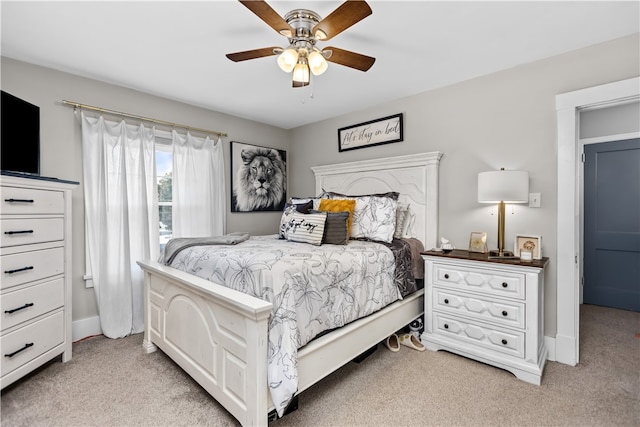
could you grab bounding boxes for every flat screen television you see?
[1,90,40,176]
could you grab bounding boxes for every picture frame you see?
[514,234,542,259]
[338,113,403,152]
[230,141,287,212]
[468,231,488,253]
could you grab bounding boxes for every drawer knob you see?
[4,266,34,275]
[502,282,508,288]
[4,230,34,235]
[444,324,449,329]
[4,303,34,314]
[444,299,449,304]
[4,342,34,358]
[502,310,508,317]
[4,198,34,204]
[501,339,508,345]
[444,274,450,279]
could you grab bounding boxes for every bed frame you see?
[137,152,442,426]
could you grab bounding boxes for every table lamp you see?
[478,168,529,257]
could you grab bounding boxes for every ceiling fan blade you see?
[238,0,294,37]
[226,47,280,62]
[324,47,375,71]
[312,0,372,41]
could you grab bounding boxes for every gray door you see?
[583,139,640,311]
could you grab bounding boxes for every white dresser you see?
[422,250,549,385]
[1,174,78,389]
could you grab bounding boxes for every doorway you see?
[583,139,640,311]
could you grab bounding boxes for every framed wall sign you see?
[514,234,542,259]
[338,113,403,152]
[230,141,287,212]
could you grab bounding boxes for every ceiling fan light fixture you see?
[277,47,298,73]
[292,61,310,87]
[308,50,328,76]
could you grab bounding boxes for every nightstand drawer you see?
[1,187,64,215]
[433,287,525,329]
[0,310,64,377]
[432,312,525,359]
[1,278,65,331]
[433,263,525,300]
[1,247,64,290]
[1,218,64,248]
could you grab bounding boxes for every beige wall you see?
[2,32,638,336]
[1,57,291,322]
[289,33,640,336]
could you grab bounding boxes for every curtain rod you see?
[61,100,228,138]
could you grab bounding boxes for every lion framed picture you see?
[230,141,287,212]
[514,234,542,259]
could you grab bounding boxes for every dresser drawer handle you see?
[502,310,508,317]
[444,274,450,279]
[444,324,449,329]
[4,198,34,204]
[444,299,449,304]
[4,230,34,235]
[501,282,508,288]
[501,339,508,345]
[4,266,34,274]
[4,303,34,314]
[4,342,34,358]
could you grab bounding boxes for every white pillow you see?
[402,204,417,238]
[329,194,397,243]
[394,203,410,239]
[284,211,327,246]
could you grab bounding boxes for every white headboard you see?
[311,152,443,250]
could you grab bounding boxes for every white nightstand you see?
[422,250,549,385]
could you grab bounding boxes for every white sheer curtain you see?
[81,113,158,338]
[172,131,225,237]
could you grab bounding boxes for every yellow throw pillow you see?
[319,198,356,238]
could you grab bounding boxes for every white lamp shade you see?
[478,170,529,203]
[308,51,328,76]
[277,48,298,73]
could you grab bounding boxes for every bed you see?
[137,151,442,426]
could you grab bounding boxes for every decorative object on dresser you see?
[1,174,78,389]
[477,168,529,258]
[514,234,542,259]
[468,231,488,253]
[422,249,549,385]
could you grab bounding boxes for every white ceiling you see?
[2,1,638,129]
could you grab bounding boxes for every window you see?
[156,140,172,251]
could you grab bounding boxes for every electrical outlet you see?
[529,193,541,208]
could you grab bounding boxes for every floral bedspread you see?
[167,234,402,416]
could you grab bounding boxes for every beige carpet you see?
[2,304,638,426]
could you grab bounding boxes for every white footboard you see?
[138,260,272,427]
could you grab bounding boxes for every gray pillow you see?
[311,209,349,245]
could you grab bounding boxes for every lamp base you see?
[488,249,519,260]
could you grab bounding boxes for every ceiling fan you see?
[226,0,376,88]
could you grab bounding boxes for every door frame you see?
[555,76,640,366]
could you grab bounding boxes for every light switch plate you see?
[529,193,541,208]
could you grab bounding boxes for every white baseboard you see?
[544,336,556,362]
[72,316,102,342]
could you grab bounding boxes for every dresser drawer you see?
[1,187,64,215]
[432,287,525,329]
[431,312,525,359]
[1,218,64,248]
[0,311,64,377]
[1,247,64,290]
[1,278,65,331]
[432,263,525,300]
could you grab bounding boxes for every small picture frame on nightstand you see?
[468,231,488,253]
[514,234,542,259]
